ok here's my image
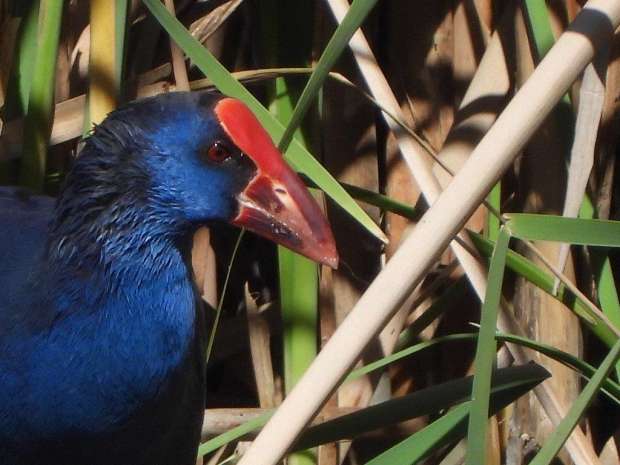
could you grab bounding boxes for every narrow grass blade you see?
[206,230,244,364]
[465,226,510,465]
[521,0,571,108]
[528,338,620,465]
[279,247,318,463]
[3,0,39,120]
[347,334,475,381]
[469,231,618,347]
[141,0,385,241]
[303,176,424,222]
[19,0,63,191]
[506,213,620,247]
[295,364,549,451]
[356,331,620,406]
[366,402,470,465]
[486,183,501,241]
[277,0,380,151]
[272,67,320,465]
[342,182,424,221]
[198,412,272,456]
[523,0,556,62]
[397,277,470,349]
[521,0,574,140]
[497,332,620,404]
[362,365,548,465]
[114,1,129,93]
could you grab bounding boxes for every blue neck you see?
[20,204,201,436]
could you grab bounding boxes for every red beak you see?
[214,98,338,268]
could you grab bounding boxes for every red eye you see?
[205,141,231,163]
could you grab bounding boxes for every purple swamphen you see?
[0,91,338,464]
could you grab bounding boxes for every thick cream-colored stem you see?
[237,2,620,464]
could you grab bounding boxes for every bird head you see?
[79,92,338,268]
